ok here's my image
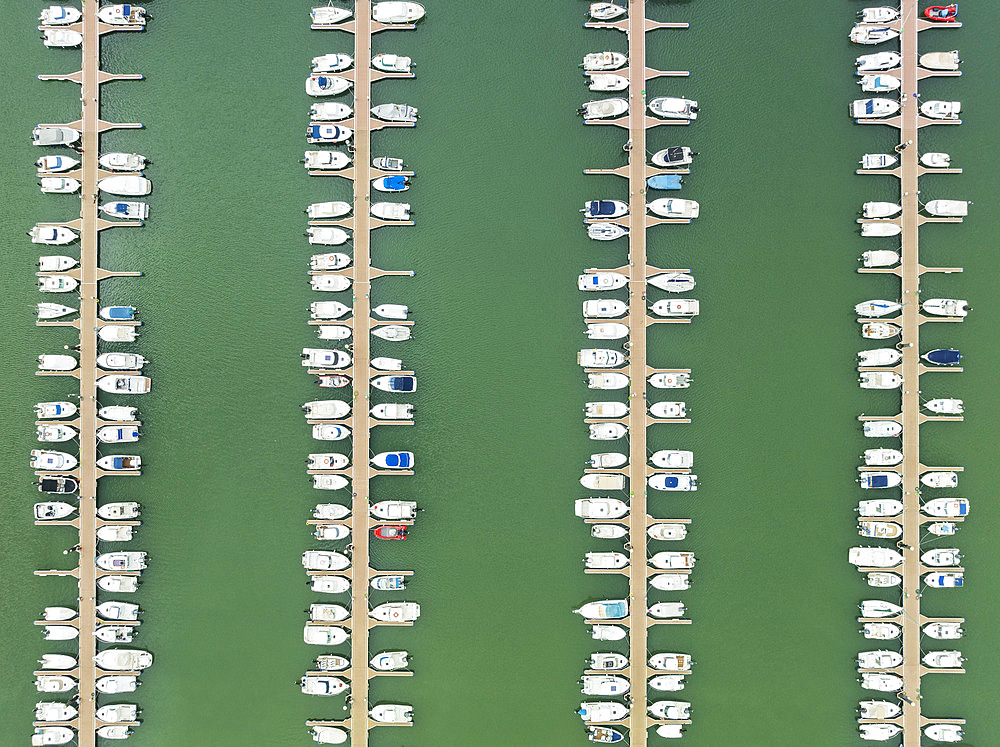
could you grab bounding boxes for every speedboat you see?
[647,174,684,190]
[371,575,406,591]
[575,600,628,620]
[302,151,351,171]
[311,6,352,24]
[856,52,902,72]
[302,550,350,571]
[925,200,969,217]
[861,201,901,218]
[34,701,77,722]
[652,146,695,168]
[29,226,76,245]
[587,726,625,744]
[861,673,902,692]
[370,602,420,623]
[649,652,692,672]
[34,400,77,418]
[857,348,900,367]
[313,424,350,441]
[649,701,690,720]
[649,372,691,388]
[96,375,150,394]
[921,100,961,120]
[649,401,687,419]
[860,250,899,267]
[372,202,412,220]
[310,253,352,272]
[921,548,961,567]
[860,600,902,618]
[650,573,690,591]
[650,299,700,317]
[588,223,627,240]
[924,724,963,743]
[310,102,353,121]
[922,348,961,365]
[859,700,902,720]
[584,552,628,570]
[97,352,147,370]
[862,448,902,465]
[924,398,963,414]
[589,2,626,20]
[370,403,413,420]
[374,175,408,192]
[589,653,628,670]
[372,2,425,23]
[34,502,76,520]
[39,6,82,24]
[98,502,140,520]
[373,303,409,319]
[371,451,413,469]
[855,299,900,316]
[312,576,351,594]
[32,127,80,146]
[920,51,960,71]
[303,400,350,419]
[860,724,901,741]
[649,602,686,619]
[583,200,628,219]
[648,474,697,492]
[589,423,627,440]
[371,374,416,392]
[649,273,695,292]
[585,401,628,418]
[38,276,79,293]
[851,98,900,118]
[921,152,952,168]
[588,73,628,92]
[924,4,958,21]
[860,153,897,169]
[371,103,418,122]
[859,74,901,92]
[648,523,687,541]
[924,622,963,639]
[577,701,627,723]
[921,471,958,488]
[372,53,412,72]
[581,474,625,491]
[310,301,351,320]
[857,649,903,669]
[309,603,350,622]
[301,348,351,369]
[862,223,902,237]
[858,472,902,489]
[37,477,78,494]
[311,276,352,292]
[866,572,901,587]
[859,371,901,389]
[579,348,625,368]
[582,52,627,71]
[101,201,148,220]
[581,675,629,696]
[42,29,83,47]
[307,227,350,245]
[650,552,696,570]
[863,421,902,438]
[97,5,147,24]
[575,498,628,520]
[373,156,405,171]
[313,503,350,520]
[928,521,958,536]
[312,53,353,72]
[586,322,628,339]
[96,426,139,443]
[94,649,152,671]
[306,124,353,143]
[37,155,80,173]
[588,373,629,390]
[580,98,628,119]
[848,547,902,567]
[648,97,698,120]
[579,272,627,292]
[98,176,151,196]
[858,7,899,22]
[96,552,147,571]
[304,625,349,645]
[36,425,77,443]
[96,456,141,471]
[651,450,694,469]
[925,572,963,588]
[592,524,627,539]
[99,152,147,171]
[589,452,627,469]
[862,322,900,339]
[922,498,969,518]
[31,727,75,745]
[371,501,417,521]
[849,25,900,44]
[37,303,76,319]
[370,651,409,671]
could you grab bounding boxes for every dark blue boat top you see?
[390,376,415,392]
[925,348,961,364]
[663,146,686,163]
[307,125,321,137]
[661,476,680,488]
[588,200,618,216]
[869,475,889,487]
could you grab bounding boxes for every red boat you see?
[924,4,958,21]
[373,525,408,540]
[317,375,351,388]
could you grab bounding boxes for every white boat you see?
[859,74,901,92]
[311,6,352,24]
[862,448,903,466]
[371,357,403,371]
[311,301,351,321]
[649,401,687,419]
[39,177,81,194]
[579,349,624,368]
[96,456,141,473]
[312,54,353,73]
[857,649,903,669]
[856,298,902,316]
[863,421,902,439]
[33,126,80,147]
[100,201,148,220]
[98,176,150,196]
[310,276,352,293]
[42,29,82,47]
[859,7,899,23]
[866,571,901,587]
[93,624,137,642]
[373,156,405,171]
[649,674,686,692]
[861,200,902,218]
[649,700,690,720]
[850,25,900,44]
[861,222,902,239]
[925,572,963,588]
[372,202,412,220]
[851,98,900,118]
[304,625,349,645]
[650,299,700,317]
[648,474,697,492]
[581,474,626,491]
[652,146,695,168]
[36,425,77,443]
[581,675,630,696]
[582,52,627,71]
[859,700,902,720]
[302,550,350,571]
[590,624,627,641]
[39,6,82,24]
[649,652,692,672]
[578,272,627,292]
[585,401,628,419]
[921,471,959,488]
[38,276,79,294]
[582,299,627,318]
[312,576,351,594]
[649,451,694,470]
[650,552,695,570]
[588,73,628,92]
[371,103,418,122]
[920,51,961,71]
[307,124,353,145]
[588,373,629,390]
[575,498,628,520]
[374,304,409,319]
[370,651,409,671]
[858,471,902,489]
[925,200,969,218]
[928,521,958,536]
[582,199,628,220]
[860,724,901,741]
[860,153,897,170]
[862,322,900,340]
[301,348,351,369]
[584,552,627,570]
[303,151,351,171]
[34,502,76,521]
[649,372,691,389]
[316,325,351,341]
[370,403,414,421]
[369,704,413,724]
[648,602,686,619]
[37,354,78,372]
[34,701,77,722]
[94,649,152,671]
[921,152,952,169]
[310,254,352,274]
[303,400,351,420]
[649,272,696,292]
[924,622,963,639]
[310,102,353,121]
[575,600,628,620]
[307,227,350,247]
[648,523,687,541]
[859,371,901,389]
[96,551,146,572]
[98,575,140,594]
[650,573,690,591]
[587,653,627,672]
[31,727,75,746]
[372,53,413,73]
[372,2,425,23]
[30,226,77,245]
[37,303,76,319]
[301,675,349,697]
[922,498,969,518]
[96,526,135,544]
[43,606,77,622]
[857,348,901,367]
[96,425,140,444]
[37,155,80,173]
[310,603,350,623]
[860,250,899,268]
[315,654,350,672]
[921,548,961,567]
[96,352,147,371]
[656,725,684,740]
[97,5,147,24]
[307,203,351,223]
[924,724,963,743]
[370,501,417,521]
[313,424,351,441]
[589,2,626,20]
[589,423,627,440]
[98,152,147,171]
[580,98,628,119]
[308,454,350,473]
[371,575,406,591]
[97,502,140,520]
[31,446,78,468]
[848,547,902,567]
[95,674,137,693]
[589,452,627,469]
[313,503,351,520]
[861,673,903,692]
[371,451,413,469]
[592,524,627,539]
[648,97,698,120]
[921,100,961,120]
[588,223,627,240]
[924,398,963,414]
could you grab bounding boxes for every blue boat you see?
[922,348,961,365]
[100,306,136,321]
[646,174,683,191]
[583,200,627,218]
[373,451,413,469]
[373,175,408,192]
[372,375,415,392]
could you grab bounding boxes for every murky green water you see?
[1,1,998,745]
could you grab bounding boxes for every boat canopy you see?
[647,174,683,190]
[925,348,961,365]
[384,175,407,190]
[588,200,619,216]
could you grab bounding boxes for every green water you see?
[2,1,999,745]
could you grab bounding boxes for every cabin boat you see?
[648,523,687,541]
[307,124,353,144]
[310,301,351,320]
[920,51,960,71]
[648,474,697,492]
[371,451,414,469]
[861,673,902,692]
[303,400,351,420]
[303,151,352,170]
[585,552,628,570]
[921,100,961,120]
[588,373,629,390]
[652,146,695,168]
[575,600,628,620]
[372,1,425,22]
[38,276,79,294]
[650,299,699,317]
[372,202,411,220]
[312,576,351,594]
[371,576,406,591]
[372,53,412,73]
[98,176,151,196]
[585,322,628,340]
[98,5,147,25]
[373,303,409,319]
[860,724,901,741]
[924,622,963,639]
[648,701,691,720]
[374,175,408,192]
[313,504,350,521]
[98,152,147,171]
[370,403,414,421]
[312,424,350,441]
[577,701,628,723]
[309,603,350,623]
[581,675,630,696]
[304,625,349,646]
[33,126,81,146]
[317,325,351,341]
[648,97,698,120]
[590,423,627,440]
[649,602,686,620]
[312,54,353,73]
[925,572,963,588]
[928,521,958,536]
[34,701,78,722]
[370,501,417,521]
[589,2,626,20]
[650,552,695,570]
[859,74,901,92]
[371,375,416,392]
[37,477,78,495]
[94,649,152,671]
[859,7,899,23]
[98,502,140,520]
[310,253,352,273]
[862,448,903,466]
[862,421,902,439]
[36,425,77,443]
[861,322,900,339]
[39,6,82,24]
[648,273,695,293]
[860,250,899,267]
[578,348,625,369]
[310,102,353,121]
[851,98,900,118]
[575,498,628,520]
[862,223,902,238]
[37,354,78,372]
[924,398,963,414]
[649,372,691,389]
[96,352,147,370]
[858,471,902,489]
[96,425,139,444]
[306,74,351,97]
[40,179,80,199]
[650,451,693,470]
[862,200,902,218]
[649,401,687,419]
[578,272,627,292]
[924,724,963,743]
[588,73,628,92]
[856,51,902,72]
[855,299,901,317]
[302,550,350,571]
[581,474,626,491]
[101,201,148,220]
[580,98,628,119]
[301,348,351,369]
[921,548,961,567]
[583,200,627,219]
[582,52,627,71]
[96,456,141,472]
[922,498,968,518]
[584,401,628,419]
[849,25,900,44]
[30,226,77,245]
[307,226,350,246]
[34,400,77,419]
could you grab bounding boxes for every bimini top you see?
[587,200,620,216]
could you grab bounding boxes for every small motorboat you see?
[96,352,147,370]
[38,276,79,293]
[649,700,690,720]
[857,649,903,669]
[312,576,351,594]
[863,421,902,439]
[37,477,78,495]
[649,602,686,619]
[925,572,963,588]
[34,502,76,521]
[650,552,695,570]
[578,272,627,292]
[371,451,413,469]
[96,551,147,572]
[313,503,350,520]
[581,675,630,696]
[586,322,628,340]
[98,405,139,423]
[920,51,961,72]
[925,200,969,218]
[581,474,626,491]
[860,250,899,267]
[861,673,903,692]
[862,448,903,466]
[310,301,351,320]
[857,348,901,367]
[646,174,684,191]
[311,5,352,24]
[650,299,700,317]
[924,724,963,743]
[580,98,628,119]
[924,398,963,414]
[34,400,77,419]
[588,223,627,240]
[591,524,627,539]
[370,601,420,623]
[858,521,902,539]
[369,704,414,726]
[650,573,690,591]
[370,403,414,419]
[858,471,902,489]
[924,622,963,639]
[313,424,351,441]
[98,176,151,196]
[859,371,901,389]
[374,175,409,193]
[39,177,81,194]
[42,29,83,47]
[928,521,958,536]
[373,303,409,319]
[100,201,148,220]
[649,372,691,389]
[371,103,418,122]
[315,654,350,672]
[302,400,350,420]
[649,652,692,672]
[39,5,82,24]
[589,423,627,440]
[859,74,901,92]
[98,152,147,171]
[371,575,406,591]
[589,2,626,20]
[374,525,407,541]
[648,523,687,541]
[310,102,353,121]
[584,401,628,419]
[856,51,902,71]
[42,606,77,622]
[865,221,902,235]
[648,474,697,492]
[849,25,900,44]
[312,53,353,72]
[587,726,625,743]
[589,452,627,469]
[579,348,625,368]
[34,701,78,722]
[648,97,698,120]
[96,426,139,443]
[851,98,900,118]
[649,273,695,292]
[370,501,417,521]
[310,253,352,272]
[43,626,79,642]
[370,651,409,672]
[317,375,351,389]
[94,626,137,643]
[371,375,416,392]
[582,52,627,71]
[651,146,695,168]
[578,700,628,723]
[304,625,350,645]
[921,152,952,169]
[921,100,961,120]
[866,572,901,587]
[924,4,958,21]
[373,156,405,171]
[317,325,351,341]
[862,322,901,339]
[372,1,425,23]
[575,498,628,520]
[306,124,353,144]
[31,449,78,470]
[588,73,628,92]
[372,53,412,73]
[649,401,687,419]
[96,455,141,472]
[307,202,352,221]
[97,4,147,25]
[921,548,961,567]
[306,74,352,96]
[36,425,77,443]
[309,603,350,623]
[303,151,352,171]
[650,450,694,469]
[575,600,628,620]
[849,547,903,567]
[588,373,629,390]
[589,653,628,671]
[922,498,969,518]
[302,550,350,571]
[861,201,902,218]
[859,6,899,22]
[31,727,75,745]
[860,724,901,741]
[94,649,153,671]
[98,502,140,520]
[30,226,77,245]
[921,471,959,488]
[36,155,80,173]
[311,276,352,292]
[372,202,412,220]
[301,348,351,369]
[922,348,961,366]
[33,126,80,147]
[307,226,350,246]
[582,200,627,219]
[860,153,897,169]
[649,674,686,693]
[97,672,139,691]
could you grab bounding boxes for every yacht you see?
[583,200,627,219]
[649,372,691,388]
[310,6,352,24]
[581,675,629,696]
[97,5,147,24]
[370,651,409,671]
[589,2,626,20]
[924,622,963,639]
[310,102,353,121]
[312,54,353,73]
[304,625,349,645]
[849,25,900,44]
[372,202,412,220]
[588,373,629,390]
[648,97,698,120]
[577,701,628,723]
[648,523,687,541]
[575,600,628,620]
[34,701,77,722]
[370,602,420,622]
[580,98,628,119]
[651,146,695,167]
[650,299,699,317]
[858,74,900,92]
[94,649,153,670]
[371,451,413,469]
[857,650,902,669]
[648,701,691,720]
[649,401,687,419]
[34,400,77,418]
[302,151,352,170]
[649,602,686,619]
[38,276,79,293]
[371,103,418,122]
[920,50,960,71]
[650,552,695,570]
[924,725,963,743]
[582,52,627,70]
[371,374,416,392]
[857,348,901,367]
[578,272,628,291]
[851,98,900,118]
[848,547,902,567]
[98,502,140,520]
[302,550,350,571]
[924,398,963,414]
[648,474,697,492]
[37,155,80,173]
[921,471,958,488]
[925,572,963,588]
[588,223,627,240]
[578,349,625,368]
[30,226,77,245]
[650,573,690,591]
[860,153,897,169]
[859,371,901,389]
[34,502,76,521]
[922,498,968,518]
[649,273,695,292]
[306,124,352,143]
[588,73,628,92]
[920,100,961,120]
[574,498,628,520]
[32,126,80,146]
[39,6,82,24]
[372,53,412,72]
[96,352,147,370]
[922,297,968,317]
[372,2,425,23]
[866,571,901,587]
[97,176,151,195]
[589,423,627,440]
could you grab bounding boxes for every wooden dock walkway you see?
[854,5,964,744]
[33,7,147,747]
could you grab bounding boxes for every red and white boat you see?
[374,525,408,540]
[317,375,351,388]
[924,4,958,21]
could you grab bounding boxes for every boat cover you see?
[869,475,890,487]
[386,453,411,468]
[308,125,322,137]
[926,348,961,364]
[663,146,686,163]
[106,307,135,320]
[589,200,618,216]
[389,376,415,392]
[646,175,683,190]
[660,476,680,488]
[110,203,130,214]
[864,100,875,114]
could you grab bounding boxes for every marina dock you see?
[33,5,147,746]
